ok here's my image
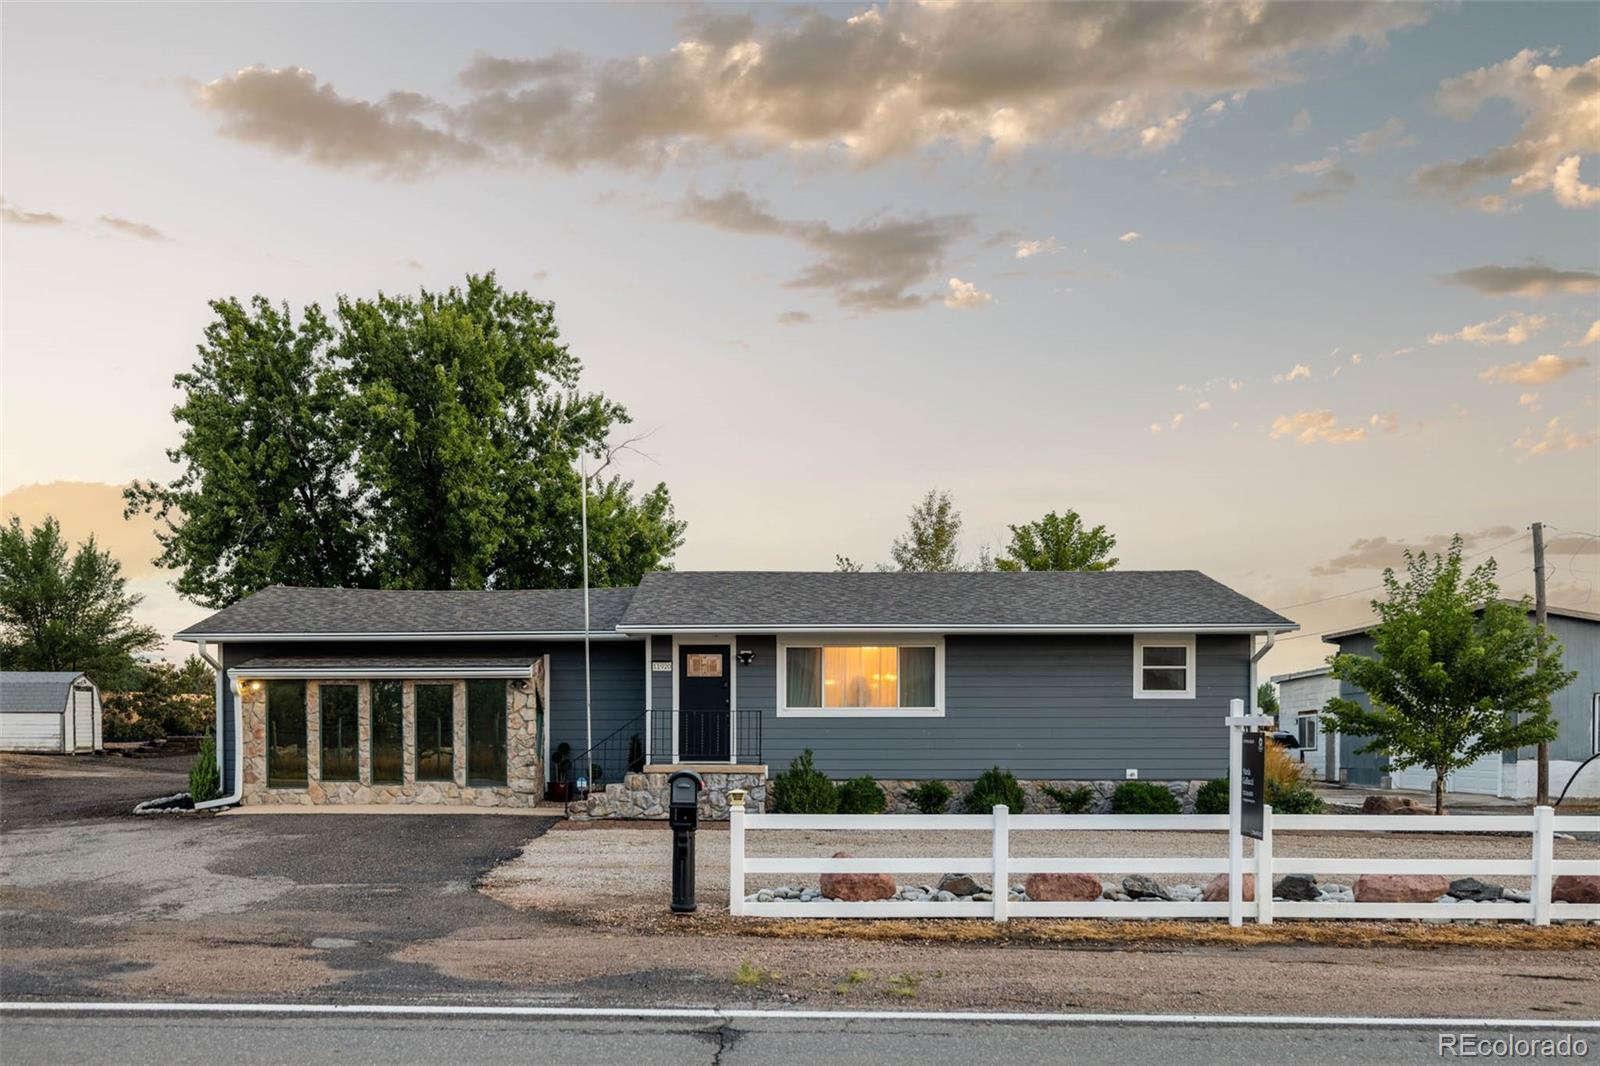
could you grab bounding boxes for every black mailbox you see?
[667,770,704,913]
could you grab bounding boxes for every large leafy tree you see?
[0,516,161,688]
[995,509,1119,572]
[128,274,684,604]
[125,297,367,607]
[1321,537,1571,813]
[889,489,965,572]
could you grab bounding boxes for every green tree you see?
[125,296,368,608]
[1320,537,1572,814]
[0,516,161,689]
[128,275,684,603]
[889,489,964,572]
[994,509,1119,572]
[833,554,864,573]
[1257,681,1281,720]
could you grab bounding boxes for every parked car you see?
[1269,730,1300,750]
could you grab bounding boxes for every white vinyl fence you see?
[727,797,1599,925]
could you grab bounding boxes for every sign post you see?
[1225,697,1275,927]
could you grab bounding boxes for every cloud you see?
[402,258,424,271]
[1479,353,1589,385]
[1,198,65,226]
[1368,411,1399,433]
[1272,363,1311,383]
[1548,533,1600,557]
[1573,320,1600,347]
[1195,400,1212,412]
[1289,108,1313,136]
[1428,311,1548,346]
[1014,237,1060,259]
[188,4,1430,174]
[1415,50,1600,210]
[1515,416,1600,457]
[1519,392,1540,412]
[1441,264,1600,297]
[942,277,993,310]
[1118,231,1141,242]
[1169,412,1185,430]
[1204,99,1227,118]
[98,215,170,241]
[1270,409,1366,444]
[681,189,974,312]
[1291,165,1356,204]
[776,310,813,326]
[1347,116,1414,156]
[1,481,165,580]
[1149,421,1163,434]
[1311,525,1519,576]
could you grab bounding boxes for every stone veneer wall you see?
[567,771,768,821]
[241,678,542,806]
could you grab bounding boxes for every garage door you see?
[1389,749,1502,796]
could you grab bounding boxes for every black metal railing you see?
[567,713,648,794]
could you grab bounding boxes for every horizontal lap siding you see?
[549,641,647,769]
[748,634,1248,780]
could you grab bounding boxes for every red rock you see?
[1024,873,1102,901]
[1201,873,1255,902]
[1353,874,1450,902]
[1362,795,1421,814]
[1553,875,1600,904]
[818,851,895,902]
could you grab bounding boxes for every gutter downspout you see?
[193,654,244,811]
[1249,632,1276,717]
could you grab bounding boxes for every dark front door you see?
[679,644,730,760]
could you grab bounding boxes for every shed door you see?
[73,686,94,750]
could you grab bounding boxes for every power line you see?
[1269,530,1531,613]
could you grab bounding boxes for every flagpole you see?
[580,449,592,793]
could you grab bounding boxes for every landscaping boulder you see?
[1122,875,1171,901]
[1552,875,1600,904]
[1361,795,1421,814]
[937,873,986,897]
[818,852,895,902]
[1202,873,1254,902]
[1024,873,1102,901]
[1272,874,1318,901]
[1353,874,1450,902]
[1447,877,1504,902]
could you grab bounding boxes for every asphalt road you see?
[10,1010,1595,1066]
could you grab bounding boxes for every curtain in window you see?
[786,646,822,707]
[823,646,898,708]
[900,646,936,707]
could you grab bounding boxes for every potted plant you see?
[547,743,573,802]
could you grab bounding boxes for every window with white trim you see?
[778,638,942,717]
[1132,635,1196,699]
[1297,713,1318,750]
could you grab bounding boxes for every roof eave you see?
[615,622,1300,635]
[174,630,637,643]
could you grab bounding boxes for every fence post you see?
[1227,697,1244,927]
[1531,804,1553,926]
[1255,804,1274,925]
[729,788,746,916]
[992,804,1010,923]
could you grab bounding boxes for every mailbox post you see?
[668,770,704,913]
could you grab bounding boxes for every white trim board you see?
[179,631,634,643]
[620,623,1295,635]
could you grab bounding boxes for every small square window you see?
[1133,636,1195,699]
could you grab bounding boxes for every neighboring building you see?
[1270,666,1340,781]
[174,571,1296,816]
[0,672,103,753]
[1322,605,1600,799]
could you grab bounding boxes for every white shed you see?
[0,672,103,753]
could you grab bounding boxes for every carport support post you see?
[1228,697,1245,927]
[728,788,746,916]
[992,804,1010,923]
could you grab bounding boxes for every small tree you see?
[995,509,1119,572]
[770,748,838,814]
[1257,681,1281,720]
[189,732,221,802]
[889,489,964,572]
[1321,537,1571,814]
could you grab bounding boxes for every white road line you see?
[2,1002,1597,1029]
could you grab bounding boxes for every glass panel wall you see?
[466,680,508,786]
[265,680,307,788]
[371,680,403,784]
[415,683,455,781]
[319,684,359,781]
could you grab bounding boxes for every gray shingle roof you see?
[176,585,637,639]
[617,571,1295,631]
[0,672,89,713]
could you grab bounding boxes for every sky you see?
[2,1,1598,680]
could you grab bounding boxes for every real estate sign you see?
[1240,731,1265,841]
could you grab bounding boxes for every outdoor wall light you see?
[737,650,755,665]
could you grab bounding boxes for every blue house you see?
[175,570,1295,816]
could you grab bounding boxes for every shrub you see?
[188,732,221,802]
[964,766,1026,813]
[1110,780,1181,814]
[906,780,952,814]
[1041,784,1094,813]
[837,776,887,814]
[770,748,838,814]
[1264,739,1305,795]
[1194,777,1230,815]
[1268,781,1325,814]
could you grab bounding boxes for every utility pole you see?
[1533,521,1548,806]
[580,450,593,795]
